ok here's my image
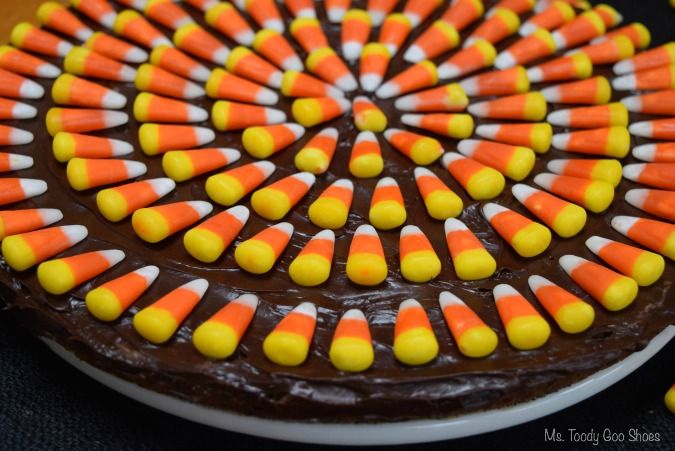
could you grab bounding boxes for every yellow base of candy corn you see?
[242,127,276,159]
[1,235,37,271]
[85,287,124,321]
[52,132,78,162]
[308,197,349,229]
[630,252,665,286]
[394,328,439,366]
[192,322,240,359]
[294,147,331,174]
[234,239,277,274]
[505,316,551,350]
[346,253,388,286]
[251,188,292,220]
[205,174,246,206]
[530,124,553,154]
[604,126,630,158]
[446,115,474,139]
[453,249,497,281]
[355,109,387,133]
[37,260,76,295]
[665,386,675,414]
[583,181,614,213]
[465,167,505,199]
[184,228,225,263]
[409,138,443,166]
[292,98,329,128]
[662,235,675,261]
[424,190,463,220]
[329,336,374,372]
[162,151,195,182]
[138,124,161,156]
[601,277,638,311]
[65,158,92,191]
[349,154,384,178]
[554,301,595,334]
[505,147,536,181]
[511,223,552,258]
[456,326,498,358]
[400,251,441,283]
[369,200,407,230]
[97,189,130,222]
[133,307,179,344]
[591,159,622,187]
[263,331,310,366]
[289,254,332,286]
[551,204,587,238]
[132,208,172,243]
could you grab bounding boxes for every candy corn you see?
[592,3,622,28]
[263,302,316,366]
[0,45,60,78]
[369,177,406,230]
[632,143,675,163]
[192,293,258,358]
[242,123,305,159]
[0,98,36,120]
[352,96,387,132]
[464,8,520,48]
[85,265,159,321]
[0,209,62,241]
[399,225,441,283]
[393,299,438,366]
[547,158,622,188]
[376,60,438,99]
[612,216,675,261]
[441,152,505,200]
[52,74,127,110]
[133,200,213,243]
[306,47,358,92]
[366,0,397,26]
[283,0,316,19]
[592,22,650,50]
[162,148,239,182]
[205,2,255,46]
[349,131,383,178]
[0,178,47,206]
[173,23,230,65]
[294,128,338,174]
[288,229,335,286]
[540,76,612,105]
[519,1,575,36]
[439,291,498,358]
[0,153,32,172]
[329,309,373,372]
[629,118,675,140]
[212,101,285,132]
[384,128,443,166]
[551,10,606,50]
[586,235,664,287]
[483,203,551,257]
[527,275,594,334]
[512,183,586,238]
[437,41,496,80]
[205,161,275,206]
[235,0,284,32]
[10,22,73,58]
[84,32,149,63]
[207,69,277,105]
[621,90,675,116]
[495,29,556,69]
[444,218,496,280]
[226,46,283,89]
[185,0,219,11]
[414,167,462,220]
[64,47,137,82]
[613,42,675,75]
[534,173,614,214]
[149,45,210,82]
[253,29,303,72]
[394,83,468,112]
[341,9,372,61]
[137,90,206,123]
[527,53,593,83]
[133,278,209,344]
[139,124,215,155]
[624,189,675,222]
[66,158,147,191]
[547,103,628,129]
[292,97,351,128]
[552,126,630,158]
[235,222,294,274]
[135,64,205,99]
[378,13,412,57]
[440,0,484,32]
[457,139,535,181]
[559,254,637,311]
[37,249,125,295]
[468,92,547,122]
[71,0,118,29]
[144,0,194,30]
[52,132,133,163]
[308,179,353,229]
[37,1,94,42]
[281,70,344,99]
[346,224,387,286]
[401,113,474,140]
[289,17,329,53]
[183,205,249,263]
[113,9,173,49]
[613,64,675,91]
[1,224,88,271]
[567,35,635,66]
[403,20,459,63]
[475,122,551,154]
[493,284,550,350]
[0,126,33,146]
[46,108,129,137]
[402,0,442,27]
[623,163,675,191]
[251,172,315,220]
[96,178,176,222]
[359,42,390,92]
[460,66,530,97]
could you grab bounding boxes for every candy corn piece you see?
[84,32,148,63]
[205,2,255,46]
[64,47,137,82]
[559,255,637,311]
[1,224,88,271]
[621,90,675,116]
[437,41,496,80]
[341,9,372,61]
[378,13,412,57]
[242,123,305,159]
[292,97,351,128]
[414,167,462,220]
[457,139,535,181]
[10,22,73,58]
[349,131,383,178]
[441,152,505,200]
[352,96,387,132]
[527,275,594,334]
[365,0,397,26]
[552,126,630,158]
[592,3,622,28]
[253,29,303,72]
[376,60,438,99]
[613,42,675,75]
[235,222,294,274]
[483,203,551,257]
[85,265,159,321]
[294,128,339,174]
[96,178,176,222]
[586,235,664,287]
[359,42,390,92]
[394,299,438,366]
[551,10,606,50]
[306,47,358,92]
[0,45,60,78]
[52,74,127,109]
[71,0,118,29]
[0,153,32,172]
[440,0,484,32]
[135,64,205,100]
[52,132,133,163]
[612,216,675,261]
[384,128,443,166]
[144,0,194,30]
[567,35,635,66]
[66,158,147,191]
[329,309,373,372]
[225,46,283,89]
[0,209,63,240]
[288,229,335,286]
[45,108,128,137]
[281,70,344,99]
[183,205,249,263]
[162,148,240,182]
[613,64,675,91]
[235,0,284,32]
[207,69,277,105]
[212,101,285,132]
[464,8,520,48]
[540,76,612,105]
[192,294,258,358]
[37,1,94,42]
[402,0,442,27]
[394,83,469,112]
[132,200,213,243]
[519,1,575,36]
[439,291,497,358]
[308,178,353,228]
[37,249,125,295]
[185,0,219,11]
[133,278,209,344]
[346,224,387,286]
[0,125,33,146]
[547,158,622,188]
[139,124,215,155]
[263,302,316,366]
[369,177,406,230]
[149,45,210,82]
[534,173,614,214]
[205,161,275,206]
[493,284,550,350]
[0,178,47,206]
[475,122,551,154]
[495,29,556,69]
[486,0,535,17]
[251,172,315,220]
[289,18,329,53]
[625,189,675,222]
[173,23,229,65]
[403,20,459,63]
[547,103,628,129]
[633,143,675,163]
[444,218,495,280]
[512,183,586,238]
[399,225,441,283]
[113,9,173,49]
[460,66,530,97]
[284,0,316,18]
[134,92,208,123]
[469,92,547,122]
[592,22,650,50]
[0,98,36,120]
[623,163,675,191]
[629,118,675,140]
[527,53,594,83]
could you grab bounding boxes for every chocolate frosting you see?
[1,0,673,423]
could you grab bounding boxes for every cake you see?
[1,0,674,427]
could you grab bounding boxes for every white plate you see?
[43,324,674,446]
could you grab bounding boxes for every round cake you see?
[1,0,674,427]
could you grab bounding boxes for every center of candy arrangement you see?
[2,0,675,422]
